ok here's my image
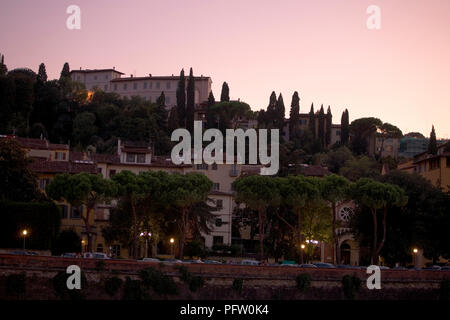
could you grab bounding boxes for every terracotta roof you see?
[111,75,210,82]
[28,158,98,174]
[70,68,124,75]
[300,165,331,177]
[2,136,69,151]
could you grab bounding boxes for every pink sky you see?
[1,0,449,138]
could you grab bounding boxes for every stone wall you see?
[0,254,448,300]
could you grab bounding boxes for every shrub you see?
[6,273,26,296]
[342,275,361,300]
[439,279,450,300]
[95,260,106,271]
[189,276,205,292]
[295,273,311,292]
[104,277,123,297]
[139,267,177,295]
[232,278,243,294]
[177,266,192,283]
[123,277,142,300]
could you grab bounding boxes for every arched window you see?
[339,207,354,222]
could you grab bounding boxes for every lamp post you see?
[413,248,418,268]
[140,232,152,258]
[22,229,28,250]
[170,238,175,257]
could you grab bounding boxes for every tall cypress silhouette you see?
[326,106,332,146]
[186,68,195,133]
[318,105,325,147]
[340,109,349,146]
[309,103,316,137]
[220,82,230,102]
[176,69,186,127]
[289,91,300,141]
[428,125,438,155]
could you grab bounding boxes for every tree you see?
[59,62,70,81]
[167,173,213,259]
[320,174,350,264]
[205,91,216,129]
[73,112,98,147]
[176,69,186,127]
[53,229,81,255]
[220,82,230,102]
[168,106,179,133]
[428,125,438,155]
[318,105,325,148]
[341,109,349,146]
[308,103,316,138]
[0,53,7,76]
[339,156,381,182]
[0,76,16,132]
[232,175,280,261]
[376,123,403,160]
[349,117,382,155]
[350,178,407,264]
[289,91,300,141]
[274,93,285,131]
[59,62,71,97]
[326,106,332,146]
[46,173,117,253]
[186,68,195,133]
[0,138,42,201]
[324,146,354,174]
[37,63,48,82]
[279,176,319,263]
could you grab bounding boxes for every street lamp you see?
[21,229,28,250]
[413,248,418,267]
[140,231,152,258]
[301,244,305,249]
[170,238,175,257]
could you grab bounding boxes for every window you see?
[196,164,208,170]
[213,236,223,245]
[149,82,153,89]
[94,75,97,80]
[126,153,136,163]
[143,82,147,89]
[109,169,116,177]
[97,243,103,253]
[212,163,218,170]
[215,218,223,227]
[447,157,450,168]
[213,183,220,191]
[104,84,108,91]
[112,245,121,258]
[104,75,108,80]
[166,96,170,104]
[77,76,80,81]
[39,178,50,190]
[156,82,160,89]
[70,206,82,219]
[133,82,137,90]
[114,84,117,91]
[216,200,223,209]
[166,81,171,89]
[55,152,66,160]
[429,158,440,170]
[137,154,146,163]
[124,83,128,90]
[336,130,341,136]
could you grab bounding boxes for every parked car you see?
[298,264,317,268]
[336,264,357,269]
[139,257,160,263]
[203,259,222,264]
[313,263,335,268]
[423,265,441,271]
[440,266,450,271]
[83,252,110,259]
[182,259,204,264]
[392,266,408,271]
[162,258,183,264]
[240,259,260,266]
[61,253,78,258]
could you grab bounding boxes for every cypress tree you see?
[318,105,325,147]
[0,54,7,76]
[266,91,277,122]
[176,69,186,127]
[37,63,48,82]
[275,93,285,131]
[428,125,438,155]
[289,91,300,141]
[340,109,349,146]
[220,82,230,102]
[59,62,70,81]
[326,106,332,146]
[206,91,216,129]
[308,103,316,137]
[168,106,179,133]
[186,68,195,133]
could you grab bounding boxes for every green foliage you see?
[104,277,123,297]
[95,260,106,271]
[220,82,230,102]
[0,200,60,250]
[342,275,361,300]
[428,125,438,155]
[189,276,205,292]
[139,267,177,295]
[6,273,26,296]
[185,240,206,258]
[339,156,381,182]
[123,277,142,300]
[232,278,243,294]
[52,229,81,256]
[53,271,86,300]
[295,273,311,292]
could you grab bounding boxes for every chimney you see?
[149,74,152,77]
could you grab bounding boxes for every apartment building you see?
[70,68,212,109]
[6,135,242,258]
